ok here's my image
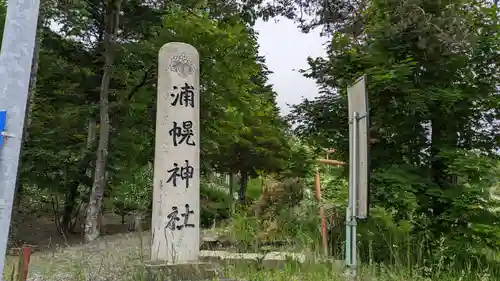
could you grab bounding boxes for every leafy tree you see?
[20,0,295,241]
[20,27,96,234]
[150,7,296,201]
[288,0,500,264]
[110,164,152,228]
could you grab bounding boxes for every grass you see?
[4,232,148,281]
[5,179,500,281]
[3,228,499,281]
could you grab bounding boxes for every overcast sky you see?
[254,17,327,115]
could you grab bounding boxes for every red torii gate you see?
[315,148,345,256]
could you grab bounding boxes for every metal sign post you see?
[345,76,370,280]
[348,76,370,219]
[345,112,359,279]
[0,0,41,278]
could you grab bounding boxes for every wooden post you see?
[314,157,346,257]
[316,159,345,166]
[18,246,32,281]
[315,169,328,256]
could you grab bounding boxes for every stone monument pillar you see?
[151,42,200,263]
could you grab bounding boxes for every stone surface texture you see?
[151,42,200,262]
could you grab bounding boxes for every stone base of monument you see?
[143,261,219,281]
[199,250,306,269]
[141,251,341,280]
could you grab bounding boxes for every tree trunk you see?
[61,119,96,233]
[429,107,458,232]
[84,118,97,178]
[61,183,79,233]
[128,211,142,232]
[99,206,106,235]
[85,0,123,243]
[229,173,235,214]
[238,172,249,202]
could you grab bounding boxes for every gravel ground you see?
[18,230,235,281]
[12,232,150,281]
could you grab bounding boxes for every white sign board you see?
[151,42,200,263]
[347,76,370,219]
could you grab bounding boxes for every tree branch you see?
[126,65,155,101]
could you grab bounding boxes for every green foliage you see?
[245,178,263,201]
[19,0,298,237]
[111,165,152,213]
[226,212,261,249]
[370,165,424,219]
[200,180,232,228]
[286,0,500,273]
[280,136,317,179]
[273,197,321,248]
[437,151,500,251]
[313,165,348,207]
[226,198,321,251]
[13,0,500,279]
[153,8,297,178]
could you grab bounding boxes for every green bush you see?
[200,180,232,228]
[226,177,321,251]
[246,178,263,201]
[226,211,261,250]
